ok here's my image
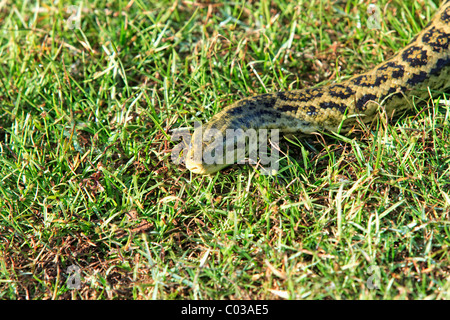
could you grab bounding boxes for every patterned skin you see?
[186,1,450,174]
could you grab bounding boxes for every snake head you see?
[185,123,254,175]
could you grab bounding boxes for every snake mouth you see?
[185,156,211,174]
[184,148,208,174]
[185,162,206,174]
[185,161,221,175]
[185,155,231,175]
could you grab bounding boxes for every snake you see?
[185,1,450,175]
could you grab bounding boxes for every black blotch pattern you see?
[351,75,372,87]
[381,87,406,104]
[386,87,397,96]
[385,86,405,98]
[407,71,429,86]
[277,91,308,103]
[374,74,388,86]
[277,88,324,103]
[307,106,317,116]
[440,6,450,23]
[278,104,298,113]
[228,95,279,122]
[320,101,347,113]
[356,94,377,111]
[228,106,244,116]
[328,84,355,99]
[377,62,405,80]
[422,27,450,52]
[430,57,450,75]
[230,117,250,129]
[277,92,290,101]
[309,88,324,98]
[401,46,428,67]
[255,95,277,106]
[254,108,279,118]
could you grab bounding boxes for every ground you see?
[0,0,449,299]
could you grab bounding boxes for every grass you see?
[0,0,449,300]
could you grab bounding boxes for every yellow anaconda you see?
[185,1,450,175]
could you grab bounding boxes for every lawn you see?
[0,0,449,299]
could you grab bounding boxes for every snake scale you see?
[185,1,450,174]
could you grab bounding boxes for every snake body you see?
[186,2,450,174]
